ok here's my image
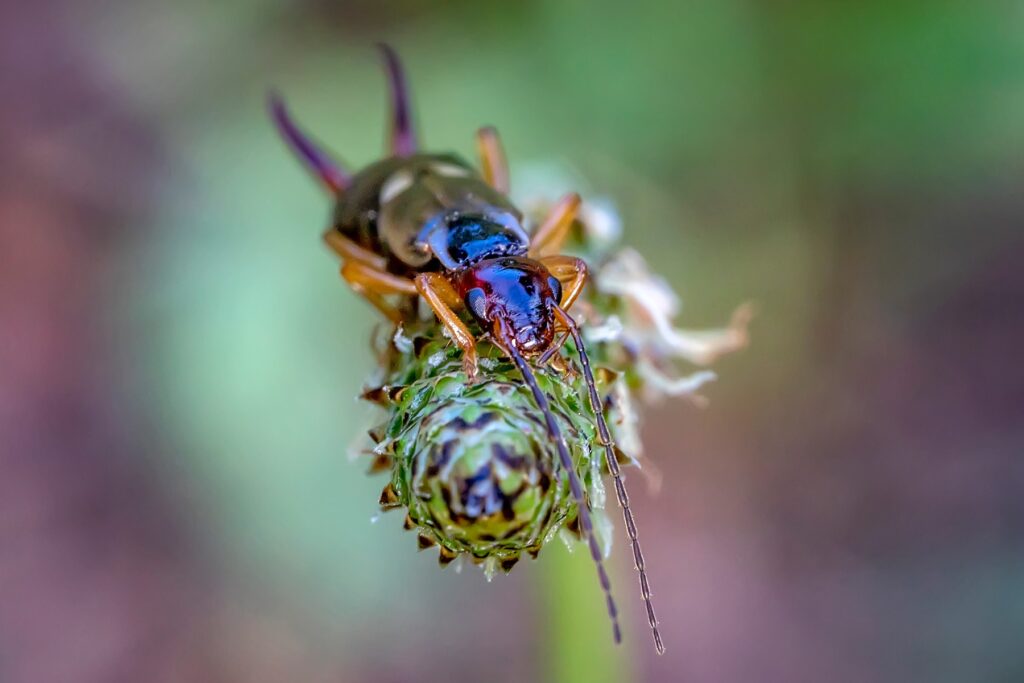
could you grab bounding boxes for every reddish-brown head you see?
[456,256,563,356]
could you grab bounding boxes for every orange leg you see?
[323,230,387,270]
[415,273,479,380]
[539,255,589,312]
[476,126,509,195]
[340,260,416,323]
[536,255,588,370]
[529,192,581,258]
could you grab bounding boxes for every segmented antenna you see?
[498,321,623,646]
[555,306,665,655]
[378,44,417,157]
[267,92,350,194]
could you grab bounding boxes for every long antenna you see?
[555,306,665,655]
[267,93,350,194]
[498,320,622,646]
[378,43,417,157]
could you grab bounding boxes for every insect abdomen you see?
[332,153,511,274]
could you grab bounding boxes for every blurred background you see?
[3,1,1023,681]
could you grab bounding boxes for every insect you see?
[270,44,663,654]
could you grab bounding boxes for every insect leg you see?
[378,44,417,157]
[323,230,388,270]
[475,126,510,194]
[414,273,479,379]
[528,192,581,258]
[340,260,417,324]
[539,255,589,311]
[553,306,665,655]
[268,93,350,194]
[535,255,588,370]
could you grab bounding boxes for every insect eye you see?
[465,287,488,319]
[547,276,563,304]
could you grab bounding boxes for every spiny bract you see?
[366,324,618,577]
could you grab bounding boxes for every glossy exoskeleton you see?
[270,44,663,654]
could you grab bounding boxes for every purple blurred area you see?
[3,2,1023,682]
[0,5,208,682]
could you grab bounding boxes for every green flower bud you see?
[367,329,613,575]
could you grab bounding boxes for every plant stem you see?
[538,540,632,683]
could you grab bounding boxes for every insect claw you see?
[547,352,575,378]
[462,356,480,384]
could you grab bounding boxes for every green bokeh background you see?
[5,1,1023,682]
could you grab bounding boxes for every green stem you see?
[538,540,632,683]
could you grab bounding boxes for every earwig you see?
[271,44,663,653]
